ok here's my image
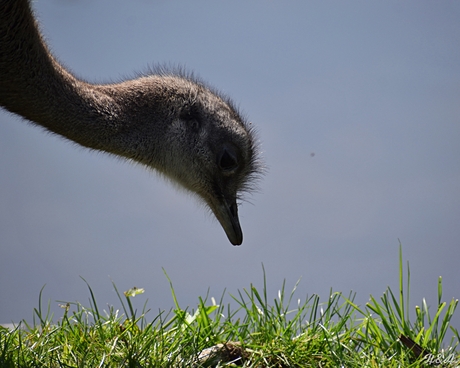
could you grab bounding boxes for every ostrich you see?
[0,0,261,245]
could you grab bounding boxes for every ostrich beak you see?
[214,198,243,246]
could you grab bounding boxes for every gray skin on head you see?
[0,0,260,245]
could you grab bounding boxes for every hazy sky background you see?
[1,0,459,338]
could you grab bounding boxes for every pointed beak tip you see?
[228,231,243,246]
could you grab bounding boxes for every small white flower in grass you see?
[211,297,216,306]
[58,303,70,312]
[124,286,145,297]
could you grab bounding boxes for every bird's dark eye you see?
[180,105,201,132]
[219,147,239,173]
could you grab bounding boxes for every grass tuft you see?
[1,245,458,367]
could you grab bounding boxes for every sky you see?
[1,0,459,340]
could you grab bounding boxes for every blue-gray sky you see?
[1,0,459,337]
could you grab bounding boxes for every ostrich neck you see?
[0,0,147,155]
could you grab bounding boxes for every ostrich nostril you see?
[229,202,237,218]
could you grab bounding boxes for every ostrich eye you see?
[219,147,238,173]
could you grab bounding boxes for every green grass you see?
[1,246,459,367]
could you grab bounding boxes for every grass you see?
[1,246,459,367]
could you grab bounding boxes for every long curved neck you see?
[0,0,127,152]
